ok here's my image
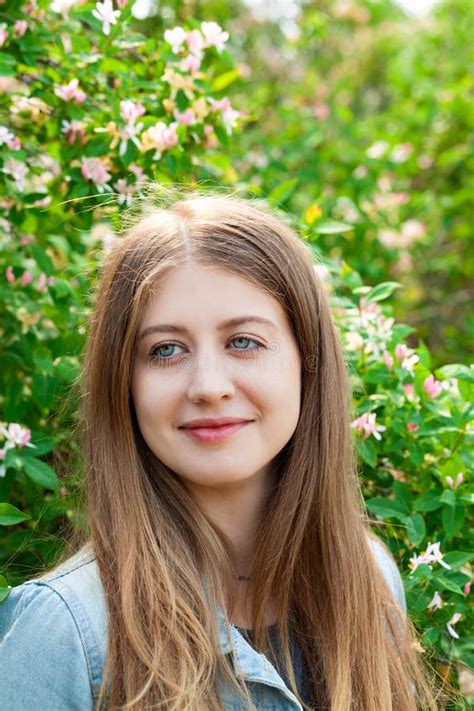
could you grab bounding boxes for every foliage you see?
[0,0,472,706]
[220,0,474,366]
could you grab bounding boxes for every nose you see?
[186,354,236,404]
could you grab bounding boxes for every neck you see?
[185,467,276,579]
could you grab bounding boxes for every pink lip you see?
[180,421,251,443]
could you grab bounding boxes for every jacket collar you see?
[216,608,302,708]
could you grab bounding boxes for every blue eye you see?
[147,335,263,363]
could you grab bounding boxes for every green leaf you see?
[313,220,353,234]
[22,458,59,491]
[403,513,426,546]
[356,438,377,467]
[0,52,16,77]
[30,244,54,274]
[364,282,401,304]
[366,497,408,521]
[442,500,465,540]
[432,574,465,596]
[439,489,456,507]
[176,89,188,113]
[212,68,241,91]
[413,490,442,512]
[268,178,299,205]
[436,364,474,383]
[0,575,11,602]
[0,503,31,526]
[393,481,413,511]
[442,551,473,569]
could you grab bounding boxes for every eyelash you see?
[147,335,265,363]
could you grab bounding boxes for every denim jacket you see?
[0,537,406,710]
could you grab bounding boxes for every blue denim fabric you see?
[0,537,406,710]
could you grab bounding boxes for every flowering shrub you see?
[0,2,240,577]
[0,0,472,704]
[229,0,473,366]
[317,250,473,697]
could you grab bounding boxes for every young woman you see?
[0,192,436,710]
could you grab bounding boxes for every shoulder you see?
[0,542,108,710]
[367,534,407,614]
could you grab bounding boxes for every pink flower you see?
[120,99,145,124]
[447,612,462,639]
[350,412,386,441]
[427,591,443,612]
[174,108,196,126]
[61,119,86,144]
[409,541,451,573]
[314,103,330,120]
[423,374,442,399]
[403,383,415,400]
[129,163,144,181]
[37,273,47,292]
[81,157,112,187]
[407,422,419,432]
[140,121,178,156]
[0,23,8,47]
[395,344,408,361]
[3,158,28,192]
[6,266,15,283]
[181,54,201,75]
[113,178,135,206]
[383,351,393,370]
[0,423,33,448]
[14,20,28,38]
[464,582,471,596]
[201,21,229,51]
[54,79,86,104]
[391,143,413,163]
[186,29,205,55]
[21,271,33,286]
[8,136,21,150]
[164,26,186,53]
[209,97,240,134]
[60,485,68,497]
[446,472,463,489]
[92,0,120,36]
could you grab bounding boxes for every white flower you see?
[164,26,186,53]
[92,0,120,36]
[2,158,28,192]
[427,591,443,612]
[367,140,389,159]
[0,126,14,145]
[201,21,229,51]
[447,612,462,639]
[409,542,451,573]
[401,353,420,374]
[50,0,77,17]
[0,423,34,448]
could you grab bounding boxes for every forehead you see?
[139,264,290,331]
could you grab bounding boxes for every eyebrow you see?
[138,316,278,341]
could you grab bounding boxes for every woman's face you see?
[131,264,301,494]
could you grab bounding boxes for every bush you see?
[0,1,472,705]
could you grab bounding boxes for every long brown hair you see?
[77,189,437,709]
